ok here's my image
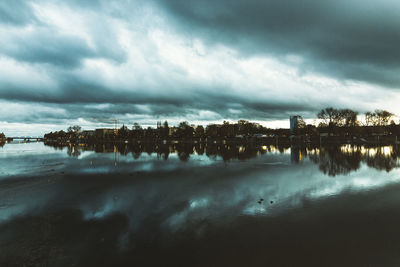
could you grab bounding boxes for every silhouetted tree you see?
[119,124,129,139]
[297,116,306,129]
[160,120,169,138]
[237,120,251,136]
[365,112,374,126]
[317,107,341,135]
[177,121,194,138]
[375,109,393,126]
[194,125,205,138]
[205,124,219,137]
[132,123,141,130]
[341,109,359,127]
[318,107,337,126]
[145,127,156,139]
[220,121,236,137]
[67,125,82,133]
[131,123,143,139]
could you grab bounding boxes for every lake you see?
[1,141,400,266]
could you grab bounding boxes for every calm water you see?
[1,141,400,266]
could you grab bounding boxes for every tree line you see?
[43,107,400,143]
[317,107,394,127]
[44,120,273,141]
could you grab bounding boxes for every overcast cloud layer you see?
[1,0,400,135]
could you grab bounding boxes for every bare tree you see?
[340,109,359,127]
[297,116,306,129]
[132,123,142,130]
[365,112,373,126]
[375,110,393,126]
[67,125,82,133]
[317,107,336,126]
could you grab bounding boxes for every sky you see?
[1,0,400,136]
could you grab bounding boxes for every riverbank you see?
[44,133,400,147]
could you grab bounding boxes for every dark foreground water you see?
[1,142,400,266]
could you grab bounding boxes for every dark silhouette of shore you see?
[42,141,400,177]
[0,107,397,146]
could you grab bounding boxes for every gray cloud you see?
[1,0,400,135]
[1,29,95,68]
[159,0,400,87]
[0,0,37,25]
[0,1,126,69]
[0,96,315,128]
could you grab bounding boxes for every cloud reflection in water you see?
[3,142,400,265]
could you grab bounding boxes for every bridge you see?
[7,137,44,142]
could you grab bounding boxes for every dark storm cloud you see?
[158,0,400,87]
[0,0,126,69]
[1,0,400,133]
[1,30,95,68]
[0,0,37,25]
[0,27,126,69]
[0,96,315,127]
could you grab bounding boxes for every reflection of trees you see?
[45,141,289,162]
[309,145,400,176]
[116,143,129,156]
[363,147,400,172]
[129,143,142,159]
[309,147,362,176]
[158,144,170,160]
[194,143,204,155]
[67,145,81,157]
[175,143,193,162]
[204,143,275,161]
[45,141,400,175]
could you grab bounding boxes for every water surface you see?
[1,142,400,266]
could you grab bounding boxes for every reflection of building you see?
[291,147,305,163]
[290,116,299,134]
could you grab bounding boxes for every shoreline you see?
[42,135,400,147]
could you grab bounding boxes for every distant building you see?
[290,116,299,134]
[81,130,95,137]
[77,130,95,140]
